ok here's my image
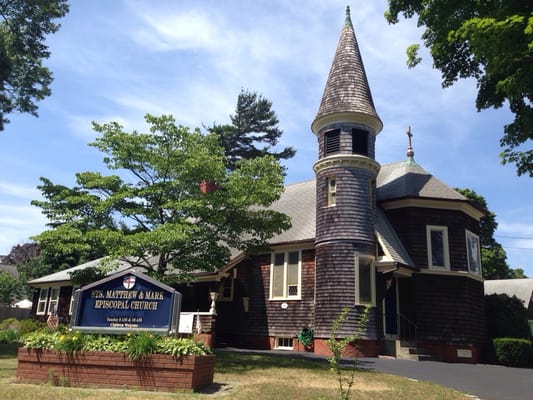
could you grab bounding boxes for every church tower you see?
[312,7,382,340]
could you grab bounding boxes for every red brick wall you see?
[313,338,381,358]
[16,348,215,391]
[418,342,482,363]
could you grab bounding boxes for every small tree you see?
[31,114,291,281]
[327,306,371,400]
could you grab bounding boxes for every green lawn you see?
[0,346,471,400]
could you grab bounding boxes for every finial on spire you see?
[344,5,353,27]
[406,126,416,162]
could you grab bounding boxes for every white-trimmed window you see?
[270,251,301,300]
[355,253,375,305]
[47,287,60,315]
[327,177,337,207]
[69,286,79,315]
[275,337,294,350]
[367,179,375,209]
[36,288,49,315]
[426,225,450,270]
[218,278,234,301]
[465,230,482,276]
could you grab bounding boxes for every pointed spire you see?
[312,7,382,135]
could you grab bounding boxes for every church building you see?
[28,7,487,363]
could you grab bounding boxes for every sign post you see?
[70,269,182,335]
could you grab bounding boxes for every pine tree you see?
[209,89,295,171]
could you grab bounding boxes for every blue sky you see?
[1,0,532,276]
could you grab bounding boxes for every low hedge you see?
[492,337,531,367]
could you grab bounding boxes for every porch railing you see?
[398,313,417,342]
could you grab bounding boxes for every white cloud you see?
[133,10,218,52]
[0,204,47,254]
[0,182,41,200]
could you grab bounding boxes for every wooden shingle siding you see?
[315,167,376,244]
[315,242,378,339]
[384,207,480,272]
[414,274,486,344]
[217,250,316,341]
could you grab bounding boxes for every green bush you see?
[485,294,530,339]
[54,331,88,354]
[0,328,19,344]
[22,330,211,360]
[18,319,46,336]
[125,332,159,361]
[0,317,19,330]
[492,337,531,367]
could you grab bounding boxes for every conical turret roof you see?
[312,6,382,134]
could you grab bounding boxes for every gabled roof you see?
[312,6,382,134]
[29,159,475,285]
[267,179,413,268]
[484,279,533,308]
[267,180,316,244]
[28,257,139,286]
[377,161,467,202]
[376,208,416,268]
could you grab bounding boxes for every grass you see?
[0,347,472,400]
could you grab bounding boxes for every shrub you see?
[18,319,47,336]
[0,317,19,330]
[21,330,211,359]
[54,331,88,354]
[485,294,530,339]
[492,337,531,367]
[125,332,159,361]
[0,328,19,344]
[23,330,60,349]
[157,336,210,357]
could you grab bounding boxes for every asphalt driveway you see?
[221,348,532,400]
[358,357,533,400]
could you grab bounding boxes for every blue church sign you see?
[70,269,182,335]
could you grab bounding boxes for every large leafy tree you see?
[209,89,295,171]
[0,270,23,305]
[386,1,533,176]
[0,0,69,130]
[456,188,527,279]
[31,114,291,280]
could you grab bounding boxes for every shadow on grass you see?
[0,343,20,358]
[214,349,376,376]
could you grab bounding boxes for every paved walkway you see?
[220,348,533,400]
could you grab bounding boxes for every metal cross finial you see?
[406,126,415,159]
[344,5,353,27]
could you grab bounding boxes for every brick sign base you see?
[16,348,215,392]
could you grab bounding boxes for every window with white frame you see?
[355,253,375,305]
[367,179,375,209]
[270,251,301,300]
[47,287,60,315]
[426,225,450,269]
[465,230,482,276]
[36,288,49,315]
[69,286,79,315]
[327,177,337,207]
[218,277,234,301]
[275,337,294,350]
